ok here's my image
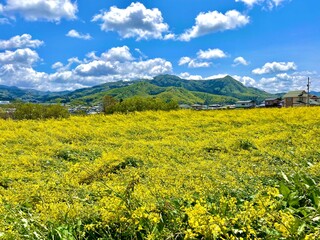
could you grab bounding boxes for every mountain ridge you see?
[0,75,276,104]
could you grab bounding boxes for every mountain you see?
[310,91,320,96]
[0,75,275,104]
[150,75,272,100]
[0,85,69,102]
[64,81,238,105]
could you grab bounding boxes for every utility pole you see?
[307,77,310,107]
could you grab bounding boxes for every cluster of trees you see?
[103,96,179,114]
[0,103,69,120]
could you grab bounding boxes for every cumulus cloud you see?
[178,57,192,66]
[179,48,226,68]
[0,0,77,22]
[52,62,64,69]
[66,29,92,40]
[0,44,173,91]
[179,10,249,41]
[178,57,211,68]
[101,46,134,62]
[253,71,320,93]
[179,72,203,80]
[233,56,249,66]
[187,60,211,68]
[197,48,227,59]
[0,34,43,50]
[232,75,257,87]
[163,33,176,40]
[236,0,288,10]
[75,60,118,77]
[235,0,262,6]
[51,57,81,72]
[0,47,46,89]
[134,48,148,59]
[172,70,320,94]
[0,48,40,66]
[252,61,297,75]
[92,2,169,40]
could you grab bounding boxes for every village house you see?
[283,90,320,107]
[191,104,207,110]
[265,98,282,108]
[179,104,191,109]
[208,104,221,110]
[235,100,255,109]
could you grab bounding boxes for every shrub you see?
[12,103,69,120]
[103,96,179,114]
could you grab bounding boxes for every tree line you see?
[0,102,69,120]
[103,96,179,114]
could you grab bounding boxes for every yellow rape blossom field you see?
[0,107,320,239]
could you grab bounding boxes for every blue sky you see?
[0,0,319,93]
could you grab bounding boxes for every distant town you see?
[182,90,320,110]
[1,89,319,117]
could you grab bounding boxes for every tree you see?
[103,96,118,114]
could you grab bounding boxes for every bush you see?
[12,103,69,120]
[103,96,179,114]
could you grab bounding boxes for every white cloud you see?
[163,33,176,40]
[178,56,210,68]
[179,10,249,41]
[52,57,82,72]
[0,43,173,91]
[85,51,99,61]
[187,60,211,68]
[179,48,226,68]
[235,0,262,6]
[179,72,203,80]
[52,62,64,69]
[92,2,169,40]
[75,60,118,77]
[101,46,134,62]
[236,0,288,10]
[52,47,172,89]
[252,61,297,75]
[0,48,40,66]
[134,48,147,59]
[197,48,227,59]
[253,71,320,93]
[178,57,192,66]
[0,34,43,50]
[66,29,92,40]
[266,0,286,9]
[0,47,46,89]
[233,56,249,66]
[205,74,230,80]
[232,75,257,87]
[1,0,77,22]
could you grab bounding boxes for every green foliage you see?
[278,172,320,238]
[151,75,273,102]
[103,96,179,114]
[12,103,69,120]
[103,95,118,114]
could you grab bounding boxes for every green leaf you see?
[297,222,306,235]
[279,182,291,199]
[281,171,290,183]
[311,192,320,208]
[288,193,300,208]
